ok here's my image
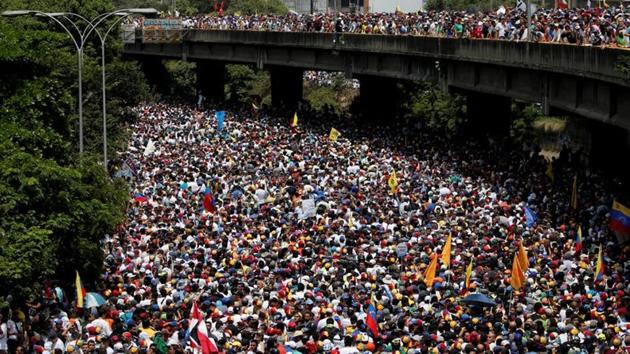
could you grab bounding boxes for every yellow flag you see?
[348,216,354,229]
[329,127,341,141]
[388,170,398,193]
[441,234,452,268]
[510,253,525,291]
[291,112,298,127]
[465,259,473,289]
[545,161,554,182]
[517,241,528,270]
[424,255,438,288]
[570,175,578,209]
[75,271,85,308]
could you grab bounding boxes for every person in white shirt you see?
[0,314,7,354]
[6,315,18,354]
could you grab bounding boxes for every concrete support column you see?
[466,92,512,136]
[196,60,226,103]
[270,66,303,109]
[358,75,399,123]
[140,57,170,95]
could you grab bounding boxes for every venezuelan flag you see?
[366,300,379,338]
[575,226,583,252]
[594,245,605,283]
[134,193,148,203]
[609,201,630,236]
[464,259,473,290]
[277,344,298,354]
[75,271,86,308]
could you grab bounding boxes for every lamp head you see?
[125,8,158,15]
[1,10,36,17]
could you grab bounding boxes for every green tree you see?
[225,0,288,14]
[164,60,197,99]
[304,86,341,114]
[0,0,146,303]
[401,82,466,136]
[225,64,271,105]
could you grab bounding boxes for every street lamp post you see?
[2,8,157,167]
[84,8,158,168]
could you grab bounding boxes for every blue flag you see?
[525,206,537,228]
[215,111,226,131]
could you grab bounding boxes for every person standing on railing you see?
[334,17,344,44]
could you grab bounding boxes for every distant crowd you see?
[303,72,359,89]
[130,6,630,47]
[6,101,629,354]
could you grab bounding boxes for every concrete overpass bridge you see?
[124,29,630,148]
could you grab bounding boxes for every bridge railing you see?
[126,28,630,87]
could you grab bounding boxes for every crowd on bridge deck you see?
[142,6,630,47]
[3,100,630,354]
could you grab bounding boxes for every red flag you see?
[203,193,216,213]
[188,302,219,353]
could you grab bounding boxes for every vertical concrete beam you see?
[358,75,399,124]
[270,66,303,109]
[466,92,512,136]
[140,57,170,95]
[196,60,226,103]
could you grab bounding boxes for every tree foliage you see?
[0,0,147,303]
[400,82,466,136]
[225,64,271,105]
[226,0,288,15]
[164,60,197,99]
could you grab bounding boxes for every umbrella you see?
[84,292,107,308]
[461,293,498,307]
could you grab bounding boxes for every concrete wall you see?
[125,30,630,131]
[174,31,627,87]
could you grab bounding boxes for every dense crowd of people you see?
[160,6,630,46]
[3,102,629,354]
[303,71,359,89]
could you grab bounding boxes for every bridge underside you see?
[127,41,630,132]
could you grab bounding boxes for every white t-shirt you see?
[6,320,17,340]
[0,323,7,350]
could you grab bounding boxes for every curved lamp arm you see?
[29,10,82,51]
[103,14,131,40]
[61,12,105,44]
[84,8,157,44]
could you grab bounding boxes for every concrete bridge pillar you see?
[140,57,170,95]
[358,76,399,123]
[270,66,303,109]
[196,60,226,103]
[465,92,512,136]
